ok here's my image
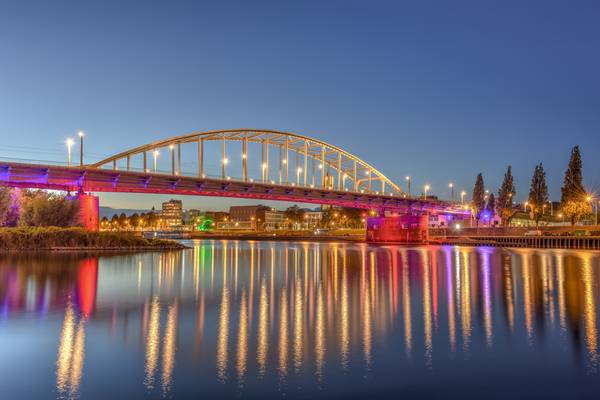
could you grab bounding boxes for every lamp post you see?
[405,176,411,196]
[222,157,229,179]
[65,138,74,166]
[153,150,159,173]
[449,182,454,202]
[460,191,466,204]
[296,167,303,186]
[169,144,175,175]
[424,184,430,200]
[78,131,84,166]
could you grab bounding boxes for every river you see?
[0,240,599,398]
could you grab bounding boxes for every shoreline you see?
[0,227,188,252]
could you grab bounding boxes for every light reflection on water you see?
[0,241,600,398]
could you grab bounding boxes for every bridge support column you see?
[77,193,99,231]
[366,213,428,244]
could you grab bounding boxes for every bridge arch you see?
[91,129,404,196]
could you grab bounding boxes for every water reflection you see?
[1,244,600,398]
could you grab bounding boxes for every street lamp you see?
[424,184,430,200]
[449,182,454,202]
[405,176,411,195]
[65,138,74,166]
[153,150,159,173]
[78,131,84,166]
[460,191,466,204]
[296,167,303,185]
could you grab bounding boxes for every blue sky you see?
[1,1,599,210]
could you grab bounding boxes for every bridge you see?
[0,129,469,242]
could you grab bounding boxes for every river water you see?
[0,240,599,399]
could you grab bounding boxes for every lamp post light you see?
[65,138,74,166]
[424,184,430,200]
[153,150,159,173]
[262,162,267,182]
[449,182,454,202]
[460,191,466,204]
[222,157,229,179]
[296,167,303,185]
[405,176,411,196]
[169,144,175,175]
[78,131,84,166]
[558,213,564,225]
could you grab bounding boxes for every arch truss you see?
[91,129,405,196]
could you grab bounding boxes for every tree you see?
[471,173,486,225]
[284,205,305,228]
[0,187,20,227]
[130,213,140,229]
[497,166,516,226]
[118,213,128,229]
[110,214,119,229]
[19,190,80,227]
[528,163,549,226]
[560,146,591,225]
[486,193,496,220]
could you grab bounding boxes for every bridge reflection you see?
[1,243,599,394]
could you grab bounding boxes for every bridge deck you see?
[0,162,468,214]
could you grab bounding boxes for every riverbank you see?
[189,231,365,243]
[0,227,187,251]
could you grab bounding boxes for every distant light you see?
[242,154,247,159]
[65,138,74,146]
[78,131,84,137]
[455,223,461,230]
[282,159,287,164]
[222,158,229,164]
[169,144,174,150]
[318,164,323,169]
[153,150,159,156]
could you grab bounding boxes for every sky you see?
[1,0,599,211]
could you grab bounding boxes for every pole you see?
[303,140,308,187]
[177,143,181,176]
[171,145,175,175]
[320,146,325,188]
[198,138,204,177]
[221,136,226,179]
[79,133,84,166]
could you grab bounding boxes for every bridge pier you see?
[366,213,429,244]
[77,193,99,231]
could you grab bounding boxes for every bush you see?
[0,227,186,251]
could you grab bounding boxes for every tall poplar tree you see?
[471,173,485,225]
[528,163,549,226]
[560,146,590,225]
[497,166,516,226]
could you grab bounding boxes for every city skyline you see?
[1,1,599,210]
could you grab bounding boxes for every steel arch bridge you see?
[0,128,470,240]
[91,129,403,196]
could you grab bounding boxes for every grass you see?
[0,227,187,251]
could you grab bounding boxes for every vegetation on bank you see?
[0,227,187,251]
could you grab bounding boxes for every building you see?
[183,209,202,224]
[161,199,183,226]
[304,211,323,229]
[261,209,285,231]
[229,205,270,222]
